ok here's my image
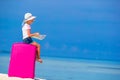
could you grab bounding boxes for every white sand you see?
[0,73,46,80]
[0,73,34,80]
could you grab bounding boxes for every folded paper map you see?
[32,34,46,40]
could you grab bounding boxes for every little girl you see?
[22,13,42,63]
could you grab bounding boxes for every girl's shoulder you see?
[22,24,31,29]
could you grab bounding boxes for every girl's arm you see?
[27,29,39,37]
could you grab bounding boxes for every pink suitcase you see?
[8,43,37,79]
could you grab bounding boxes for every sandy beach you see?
[0,73,34,80]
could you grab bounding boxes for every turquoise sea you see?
[0,53,120,80]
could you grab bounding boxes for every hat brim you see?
[25,16,36,22]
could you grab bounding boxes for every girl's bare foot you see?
[36,58,43,63]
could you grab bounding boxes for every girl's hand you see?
[34,32,40,36]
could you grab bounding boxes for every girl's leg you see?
[31,42,42,63]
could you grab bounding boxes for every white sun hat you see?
[22,13,36,26]
[24,13,36,22]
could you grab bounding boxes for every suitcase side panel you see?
[8,43,36,79]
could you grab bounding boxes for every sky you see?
[0,0,120,61]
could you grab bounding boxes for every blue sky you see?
[0,0,120,60]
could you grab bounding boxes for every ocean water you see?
[0,53,120,80]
